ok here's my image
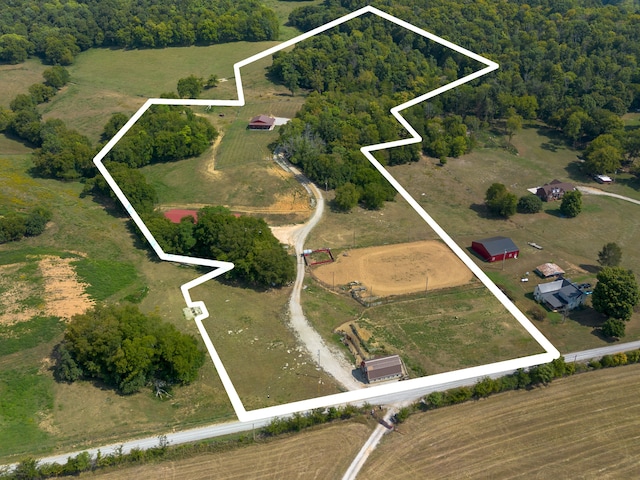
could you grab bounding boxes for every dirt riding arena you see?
[313,241,473,297]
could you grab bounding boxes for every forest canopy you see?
[270,0,640,206]
[0,0,279,65]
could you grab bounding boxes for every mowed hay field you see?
[361,365,640,479]
[81,422,373,480]
[313,240,473,296]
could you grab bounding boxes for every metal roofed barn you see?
[360,355,404,383]
[471,236,519,263]
[535,263,565,278]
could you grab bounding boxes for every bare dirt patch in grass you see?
[39,256,94,319]
[362,365,640,479]
[201,132,224,179]
[313,241,473,297]
[0,263,43,324]
[83,421,373,480]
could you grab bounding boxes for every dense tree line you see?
[104,106,217,167]
[0,206,52,243]
[0,0,279,65]
[54,304,205,394]
[279,0,640,189]
[143,206,296,288]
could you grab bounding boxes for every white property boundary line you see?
[93,6,559,423]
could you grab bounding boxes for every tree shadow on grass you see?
[544,208,565,218]
[590,328,616,344]
[569,308,604,329]
[469,203,508,220]
[579,264,601,274]
[564,160,591,183]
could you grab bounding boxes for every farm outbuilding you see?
[471,236,519,263]
[535,263,565,278]
[163,209,198,224]
[248,115,275,130]
[361,355,404,383]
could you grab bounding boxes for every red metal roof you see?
[249,115,275,126]
[163,209,198,224]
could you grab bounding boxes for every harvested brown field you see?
[81,422,373,480]
[39,256,94,319]
[361,365,640,479]
[313,241,473,296]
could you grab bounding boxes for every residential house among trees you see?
[535,180,576,202]
[471,236,519,263]
[248,115,275,130]
[534,278,587,311]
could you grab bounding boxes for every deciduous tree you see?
[560,190,582,218]
[598,242,622,267]
[592,267,640,322]
[601,318,626,339]
[177,75,203,99]
[485,183,517,218]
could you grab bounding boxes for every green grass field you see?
[301,278,542,378]
[0,154,238,462]
[384,123,640,352]
[1,10,639,464]
[192,280,342,410]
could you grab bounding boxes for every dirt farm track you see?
[313,241,473,297]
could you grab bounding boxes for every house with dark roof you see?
[534,278,586,311]
[536,180,575,202]
[471,236,519,263]
[248,115,275,130]
[360,355,404,383]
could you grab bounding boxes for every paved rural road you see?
[576,185,640,205]
[285,165,363,391]
[563,340,640,363]
[7,340,640,472]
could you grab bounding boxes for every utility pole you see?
[502,249,507,270]
[425,273,429,293]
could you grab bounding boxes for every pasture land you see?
[0,155,240,462]
[0,60,48,107]
[301,277,542,378]
[81,421,373,480]
[386,123,640,352]
[192,280,341,411]
[141,105,311,225]
[313,240,473,297]
[362,364,640,479]
[39,41,285,142]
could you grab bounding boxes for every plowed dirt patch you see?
[39,256,94,319]
[314,241,473,297]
